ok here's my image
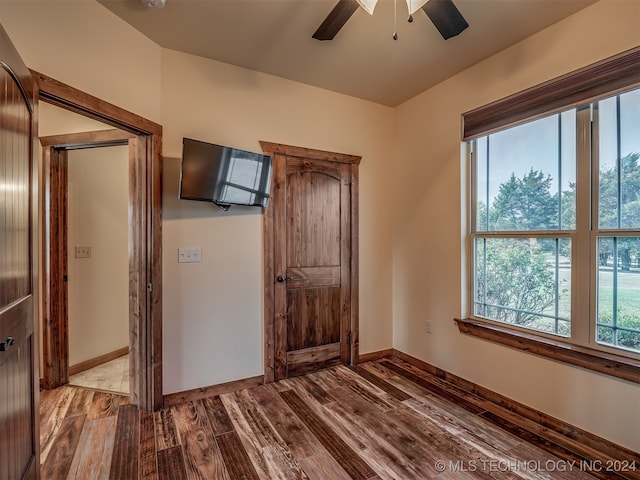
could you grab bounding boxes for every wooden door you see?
[263,143,360,381]
[0,25,39,480]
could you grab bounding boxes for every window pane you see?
[474,237,571,336]
[474,239,487,317]
[475,136,488,231]
[560,110,577,230]
[476,112,576,232]
[598,88,640,230]
[597,236,640,353]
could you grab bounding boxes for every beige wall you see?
[393,0,640,451]
[2,0,638,452]
[67,146,129,365]
[161,49,395,393]
[0,0,162,124]
[39,102,114,137]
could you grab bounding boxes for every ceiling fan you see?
[313,0,469,41]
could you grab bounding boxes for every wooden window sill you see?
[454,317,640,384]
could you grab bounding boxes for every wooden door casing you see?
[40,130,135,392]
[261,142,361,382]
[41,146,68,389]
[33,71,164,412]
[0,24,39,480]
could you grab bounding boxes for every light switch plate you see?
[75,246,91,258]
[178,247,201,263]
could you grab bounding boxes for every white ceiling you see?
[97,0,598,106]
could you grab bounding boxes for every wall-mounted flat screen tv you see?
[179,138,272,210]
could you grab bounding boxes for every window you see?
[473,112,575,338]
[463,49,640,364]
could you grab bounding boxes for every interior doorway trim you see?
[260,141,361,384]
[40,129,135,392]
[33,71,164,411]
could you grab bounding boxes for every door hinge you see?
[347,331,352,345]
[147,283,153,292]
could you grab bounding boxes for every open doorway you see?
[66,144,129,394]
[40,121,133,396]
[35,70,164,411]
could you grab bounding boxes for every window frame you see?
[458,47,640,383]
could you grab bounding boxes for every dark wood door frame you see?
[33,71,164,411]
[260,141,361,384]
[40,129,135,390]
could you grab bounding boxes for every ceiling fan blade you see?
[313,0,359,41]
[422,0,469,40]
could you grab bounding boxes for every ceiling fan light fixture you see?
[406,0,429,15]
[356,0,429,16]
[356,0,378,15]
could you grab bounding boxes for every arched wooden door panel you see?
[261,142,360,382]
[0,24,39,480]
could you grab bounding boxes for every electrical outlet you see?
[75,246,91,258]
[178,247,202,263]
[426,321,433,334]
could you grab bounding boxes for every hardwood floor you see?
[40,358,639,479]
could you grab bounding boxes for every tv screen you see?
[179,138,272,210]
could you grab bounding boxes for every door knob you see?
[276,275,291,283]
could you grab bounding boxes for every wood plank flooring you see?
[39,358,639,479]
